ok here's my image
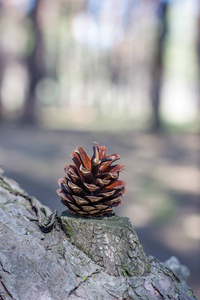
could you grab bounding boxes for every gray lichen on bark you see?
[0,168,198,300]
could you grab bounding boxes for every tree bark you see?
[0,168,197,300]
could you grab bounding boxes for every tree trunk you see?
[197,6,200,117]
[0,168,197,300]
[0,55,3,122]
[21,0,46,125]
[151,2,169,131]
[0,5,5,123]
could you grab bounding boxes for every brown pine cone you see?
[57,142,126,217]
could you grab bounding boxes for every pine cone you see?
[57,142,126,217]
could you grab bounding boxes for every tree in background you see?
[197,3,200,117]
[0,47,3,123]
[151,0,169,131]
[21,0,46,124]
[0,3,5,122]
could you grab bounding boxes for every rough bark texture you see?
[61,211,150,277]
[0,168,197,300]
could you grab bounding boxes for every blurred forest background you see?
[0,0,200,297]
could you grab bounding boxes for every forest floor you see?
[0,124,199,297]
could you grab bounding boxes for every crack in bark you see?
[0,277,14,299]
[151,283,164,299]
[68,269,103,298]
[68,280,85,298]
[0,261,11,275]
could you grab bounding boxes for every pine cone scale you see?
[79,165,94,182]
[82,205,98,212]
[85,195,103,202]
[60,183,71,195]
[103,196,122,206]
[72,195,89,205]
[98,190,116,197]
[83,182,99,192]
[68,203,81,211]
[93,178,110,187]
[64,166,81,184]
[99,146,107,159]
[67,181,83,195]
[94,204,108,210]
[104,180,126,190]
[108,164,125,173]
[75,146,92,171]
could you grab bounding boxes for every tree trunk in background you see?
[151,2,169,131]
[0,169,197,300]
[197,5,200,118]
[21,0,46,124]
[0,55,3,122]
[0,5,4,123]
